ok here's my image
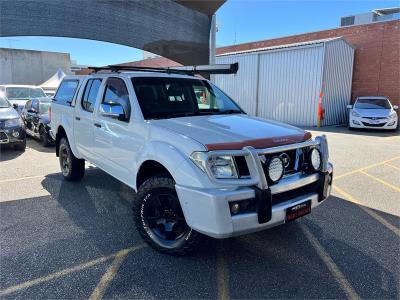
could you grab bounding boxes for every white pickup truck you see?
[50,64,333,255]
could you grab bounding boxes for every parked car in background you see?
[0,95,26,151]
[21,98,54,146]
[347,96,398,130]
[0,85,49,113]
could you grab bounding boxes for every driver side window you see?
[101,78,131,123]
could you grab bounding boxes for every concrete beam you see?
[0,0,221,65]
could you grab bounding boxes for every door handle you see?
[94,123,102,128]
[75,117,81,121]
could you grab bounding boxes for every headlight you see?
[266,156,284,183]
[4,118,22,128]
[389,111,397,119]
[209,156,238,179]
[309,148,322,171]
[351,111,360,117]
[190,152,238,179]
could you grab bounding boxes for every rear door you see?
[74,78,103,158]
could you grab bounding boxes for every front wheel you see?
[59,137,85,181]
[133,176,203,255]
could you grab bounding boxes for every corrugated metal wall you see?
[214,54,259,115]
[215,38,354,127]
[321,39,355,126]
[257,46,324,126]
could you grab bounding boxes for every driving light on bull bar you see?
[266,156,284,183]
[310,148,322,171]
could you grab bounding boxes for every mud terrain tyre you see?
[59,137,85,181]
[134,176,203,255]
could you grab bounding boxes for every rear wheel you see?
[133,176,203,255]
[59,137,85,181]
[40,126,51,147]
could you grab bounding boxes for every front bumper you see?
[350,116,398,129]
[0,126,26,145]
[176,163,333,238]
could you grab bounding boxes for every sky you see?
[0,0,398,66]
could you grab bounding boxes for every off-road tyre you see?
[133,176,203,255]
[58,137,85,181]
[40,126,51,147]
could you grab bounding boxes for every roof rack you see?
[88,63,238,76]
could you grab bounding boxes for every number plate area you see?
[286,200,312,222]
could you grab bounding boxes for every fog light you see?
[12,131,19,137]
[387,121,395,126]
[230,203,240,215]
[352,120,360,125]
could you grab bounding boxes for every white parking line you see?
[0,244,146,297]
[300,224,360,300]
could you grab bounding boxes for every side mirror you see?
[393,105,399,110]
[12,103,18,110]
[100,103,125,120]
[346,104,353,109]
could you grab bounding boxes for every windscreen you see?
[355,98,391,109]
[131,77,243,119]
[6,87,46,99]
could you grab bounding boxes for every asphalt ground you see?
[0,127,399,299]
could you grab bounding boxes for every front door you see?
[93,77,134,181]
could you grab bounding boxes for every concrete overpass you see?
[0,0,225,65]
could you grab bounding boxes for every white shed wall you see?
[321,39,355,126]
[214,54,258,115]
[215,38,354,127]
[257,46,324,126]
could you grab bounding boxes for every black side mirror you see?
[13,103,18,110]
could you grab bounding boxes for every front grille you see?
[272,180,320,206]
[0,131,8,142]
[363,117,387,120]
[362,122,386,127]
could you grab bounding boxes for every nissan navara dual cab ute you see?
[50,64,333,255]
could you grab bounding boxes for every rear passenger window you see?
[54,80,79,106]
[82,79,102,112]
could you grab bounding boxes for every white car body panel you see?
[51,72,333,238]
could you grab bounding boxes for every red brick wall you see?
[217,20,400,105]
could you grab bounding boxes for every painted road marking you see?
[335,156,400,180]
[300,224,360,300]
[89,244,145,300]
[0,174,47,184]
[217,241,229,300]
[385,163,400,171]
[0,244,146,297]
[360,171,400,193]
[334,186,400,237]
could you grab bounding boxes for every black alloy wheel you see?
[134,176,202,255]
